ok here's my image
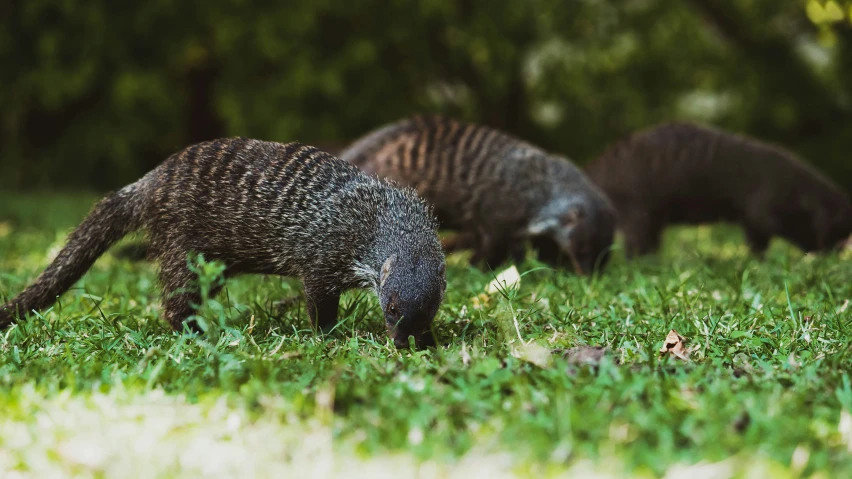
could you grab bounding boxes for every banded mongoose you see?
[338,116,617,274]
[585,122,852,257]
[0,138,447,348]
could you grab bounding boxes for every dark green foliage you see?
[3,1,852,191]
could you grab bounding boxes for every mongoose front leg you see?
[418,329,437,348]
[441,231,476,253]
[470,232,512,269]
[303,282,341,333]
[508,240,527,265]
[531,236,567,267]
[744,226,770,257]
[742,203,777,257]
[622,213,662,258]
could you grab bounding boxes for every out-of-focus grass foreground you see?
[3,1,852,478]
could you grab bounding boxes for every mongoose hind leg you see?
[441,231,476,253]
[509,241,527,265]
[742,201,777,257]
[157,248,223,333]
[302,282,341,333]
[744,225,770,257]
[470,232,513,270]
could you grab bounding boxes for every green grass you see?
[1,192,852,478]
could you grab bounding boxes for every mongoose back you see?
[585,122,852,256]
[339,116,616,274]
[0,138,446,348]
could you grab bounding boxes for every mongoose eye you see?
[389,304,398,314]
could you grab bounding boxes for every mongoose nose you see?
[392,330,436,350]
[393,336,414,349]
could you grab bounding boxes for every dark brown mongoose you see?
[0,138,446,348]
[338,116,617,274]
[585,122,852,257]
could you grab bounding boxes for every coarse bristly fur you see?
[0,138,446,349]
[339,115,617,274]
[585,122,852,257]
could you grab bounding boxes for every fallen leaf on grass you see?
[659,329,690,361]
[485,265,520,294]
[470,266,522,309]
[512,342,551,368]
[279,351,301,360]
[460,342,471,366]
[561,346,612,365]
[560,345,619,376]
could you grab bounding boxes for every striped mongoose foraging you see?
[339,116,617,274]
[585,122,852,257]
[0,138,446,349]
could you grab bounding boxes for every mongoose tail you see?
[0,183,145,326]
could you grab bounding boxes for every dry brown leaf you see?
[247,314,256,335]
[562,346,612,366]
[560,345,618,376]
[659,329,690,361]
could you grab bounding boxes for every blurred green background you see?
[2,0,852,192]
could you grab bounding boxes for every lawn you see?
[1,192,851,478]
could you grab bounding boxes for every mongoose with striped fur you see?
[0,138,446,348]
[585,122,852,256]
[339,116,616,274]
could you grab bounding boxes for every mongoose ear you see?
[566,207,583,225]
[381,254,397,287]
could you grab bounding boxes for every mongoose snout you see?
[379,254,446,349]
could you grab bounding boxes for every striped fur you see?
[340,116,616,274]
[1,138,446,348]
[585,122,852,256]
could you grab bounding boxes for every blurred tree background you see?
[2,0,852,191]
